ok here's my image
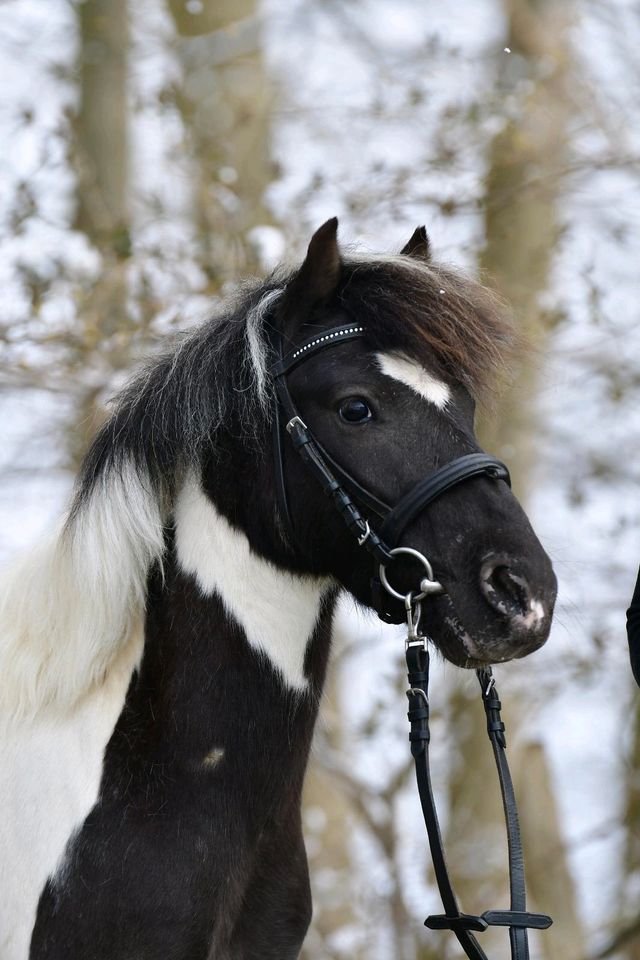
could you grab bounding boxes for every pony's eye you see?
[339,397,373,423]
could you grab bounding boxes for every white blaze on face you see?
[375,352,451,410]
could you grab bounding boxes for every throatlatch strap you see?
[406,648,551,960]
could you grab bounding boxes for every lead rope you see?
[403,595,552,960]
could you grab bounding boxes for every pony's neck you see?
[103,474,337,792]
[0,432,335,727]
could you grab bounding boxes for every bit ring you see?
[379,547,443,602]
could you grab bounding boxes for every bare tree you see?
[515,742,585,960]
[167,0,275,283]
[446,2,584,958]
[68,0,131,465]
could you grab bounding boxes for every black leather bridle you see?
[269,322,552,960]
[270,323,510,609]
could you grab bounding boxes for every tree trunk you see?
[168,0,274,286]
[514,742,585,959]
[446,2,582,958]
[70,0,130,466]
[478,0,574,492]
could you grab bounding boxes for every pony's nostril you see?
[481,562,531,619]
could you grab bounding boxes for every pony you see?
[0,219,556,960]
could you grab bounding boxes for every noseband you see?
[269,323,552,960]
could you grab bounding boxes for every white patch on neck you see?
[376,351,451,409]
[174,475,331,690]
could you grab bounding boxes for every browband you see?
[271,324,365,377]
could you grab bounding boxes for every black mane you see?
[72,254,514,513]
[72,277,283,512]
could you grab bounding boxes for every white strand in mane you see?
[0,460,165,723]
[245,287,282,409]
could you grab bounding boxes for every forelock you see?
[338,255,518,402]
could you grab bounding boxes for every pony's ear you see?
[281,218,342,337]
[400,225,431,261]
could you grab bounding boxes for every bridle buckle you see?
[285,415,306,434]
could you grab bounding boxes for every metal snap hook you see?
[405,592,422,637]
[379,547,444,602]
[404,593,428,647]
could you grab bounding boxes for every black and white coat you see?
[0,221,556,959]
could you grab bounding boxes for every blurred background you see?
[1,0,639,957]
